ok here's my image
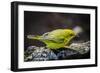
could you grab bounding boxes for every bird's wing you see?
[41,31,65,43]
[43,36,65,43]
[51,37,65,43]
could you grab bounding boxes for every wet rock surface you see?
[24,41,90,62]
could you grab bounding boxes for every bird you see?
[27,29,76,50]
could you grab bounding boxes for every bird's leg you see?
[64,39,71,49]
[64,36,75,49]
[64,46,70,48]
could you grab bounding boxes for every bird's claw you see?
[64,46,70,48]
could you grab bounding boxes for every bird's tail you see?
[27,35,41,40]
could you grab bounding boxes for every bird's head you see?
[64,29,77,39]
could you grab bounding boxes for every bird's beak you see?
[74,34,79,38]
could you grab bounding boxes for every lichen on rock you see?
[24,41,90,61]
[69,41,90,54]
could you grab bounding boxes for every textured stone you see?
[32,47,58,61]
[69,41,90,54]
[24,41,90,61]
[57,49,80,59]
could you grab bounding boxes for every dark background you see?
[24,11,90,51]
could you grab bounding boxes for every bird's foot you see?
[64,46,70,49]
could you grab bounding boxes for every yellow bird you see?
[27,29,76,50]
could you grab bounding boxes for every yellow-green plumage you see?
[27,29,76,49]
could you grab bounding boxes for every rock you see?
[57,49,80,59]
[24,41,90,61]
[26,46,37,53]
[24,55,33,61]
[32,47,58,61]
[69,41,90,54]
[24,46,37,61]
